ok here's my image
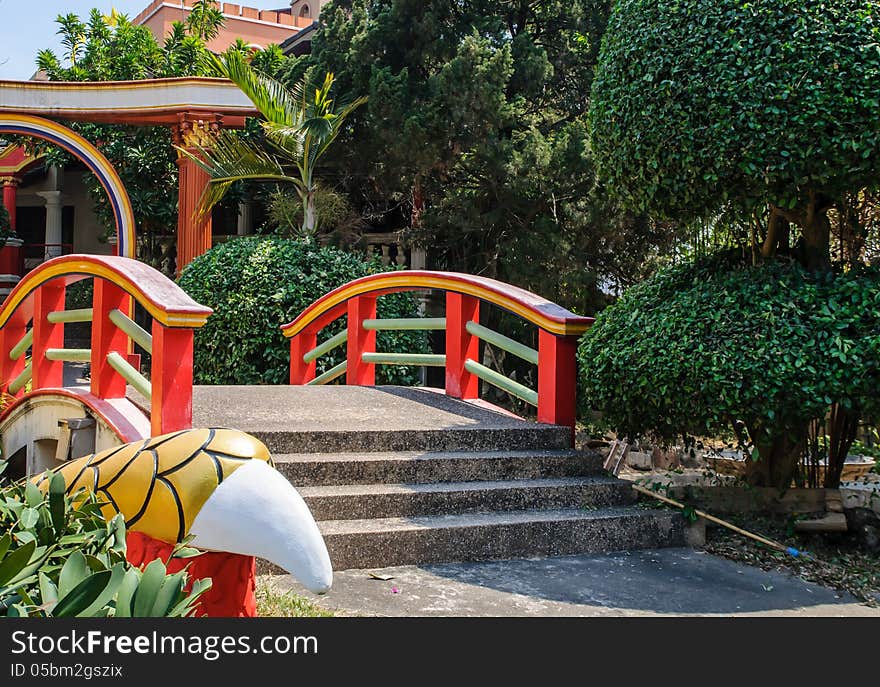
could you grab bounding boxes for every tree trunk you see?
[745,423,807,488]
[761,208,790,258]
[800,194,831,271]
[825,403,859,488]
[302,190,316,236]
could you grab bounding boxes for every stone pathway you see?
[264,548,880,617]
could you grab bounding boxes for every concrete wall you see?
[133,1,310,51]
[290,0,332,21]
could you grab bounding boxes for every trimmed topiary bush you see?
[177,237,427,385]
[589,0,880,270]
[578,253,880,487]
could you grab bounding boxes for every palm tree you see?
[179,51,366,236]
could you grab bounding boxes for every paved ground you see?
[192,385,531,433]
[264,548,880,617]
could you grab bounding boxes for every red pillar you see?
[346,295,376,385]
[289,327,317,384]
[151,323,194,435]
[91,280,132,399]
[174,115,219,276]
[537,329,578,441]
[2,177,18,232]
[32,282,66,390]
[445,292,480,399]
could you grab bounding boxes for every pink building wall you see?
[133,1,311,51]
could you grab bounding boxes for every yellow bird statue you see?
[37,427,332,616]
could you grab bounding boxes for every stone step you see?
[274,449,603,487]
[313,507,686,570]
[252,426,571,454]
[299,476,634,520]
[192,386,573,454]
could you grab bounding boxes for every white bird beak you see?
[188,459,333,594]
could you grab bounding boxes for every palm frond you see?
[175,131,299,217]
[205,51,302,126]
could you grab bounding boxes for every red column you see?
[537,329,578,442]
[0,315,28,397]
[174,116,219,276]
[32,282,66,390]
[445,292,480,399]
[151,323,194,435]
[91,280,132,399]
[2,177,18,232]
[289,327,317,384]
[346,295,376,386]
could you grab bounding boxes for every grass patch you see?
[256,578,334,617]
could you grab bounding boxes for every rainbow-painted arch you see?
[0,113,135,258]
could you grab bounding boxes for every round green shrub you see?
[177,237,428,385]
[589,0,880,219]
[578,253,880,445]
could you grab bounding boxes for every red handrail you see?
[281,270,592,435]
[0,254,212,436]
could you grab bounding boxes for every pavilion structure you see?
[0,77,258,279]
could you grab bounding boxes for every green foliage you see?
[578,254,880,445]
[187,52,366,236]
[0,204,13,242]
[590,0,880,221]
[267,185,362,242]
[0,470,208,617]
[177,236,427,385]
[28,10,280,265]
[304,0,672,311]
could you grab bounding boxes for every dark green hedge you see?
[590,0,880,219]
[177,237,427,385]
[578,254,880,441]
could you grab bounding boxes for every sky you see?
[0,0,149,79]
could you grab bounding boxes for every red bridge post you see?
[151,324,194,435]
[537,329,578,439]
[0,317,27,397]
[445,292,480,399]
[289,325,317,384]
[346,295,376,385]
[91,280,131,399]
[31,282,66,390]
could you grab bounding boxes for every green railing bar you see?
[107,351,152,401]
[46,348,91,362]
[303,330,347,364]
[464,358,539,407]
[307,360,347,386]
[8,362,32,395]
[47,308,93,324]
[9,329,32,361]
[362,317,447,331]
[466,320,539,366]
[362,352,447,367]
[109,308,153,354]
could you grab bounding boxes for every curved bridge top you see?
[0,254,213,329]
[281,270,594,338]
[0,77,258,126]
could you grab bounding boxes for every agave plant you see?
[180,51,367,236]
[0,467,209,617]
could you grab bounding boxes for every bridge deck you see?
[189,386,571,453]
[192,385,534,433]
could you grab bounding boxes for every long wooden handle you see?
[631,483,797,554]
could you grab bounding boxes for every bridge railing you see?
[280,271,593,432]
[0,254,212,435]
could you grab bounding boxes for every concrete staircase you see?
[192,386,686,570]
